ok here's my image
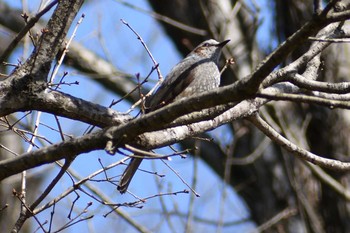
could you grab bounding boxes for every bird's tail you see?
[117,158,142,193]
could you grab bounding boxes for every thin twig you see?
[30,159,73,210]
[0,143,19,156]
[49,13,85,84]
[121,19,163,80]
[161,160,200,197]
[121,65,159,113]
[32,159,128,215]
[220,58,235,75]
[55,202,93,232]
[0,0,58,63]
[13,190,47,233]
[121,19,165,113]
[125,144,185,160]
[185,140,200,232]
[257,91,350,109]
[251,207,297,233]
[21,111,43,214]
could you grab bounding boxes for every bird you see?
[117,39,230,193]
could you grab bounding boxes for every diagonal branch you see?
[7,0,84,82]
[0,0,58,63]
[248,114,350,170]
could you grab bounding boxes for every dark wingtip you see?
[117,185,127,194]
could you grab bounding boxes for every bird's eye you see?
[203,42,210,47]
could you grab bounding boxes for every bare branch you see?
[0,0,58,63]
[248,114,350,171]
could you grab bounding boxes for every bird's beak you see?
[217,39,230,47]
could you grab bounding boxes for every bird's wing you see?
[145,57,207,112]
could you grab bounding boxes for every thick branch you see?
[0,94,261,181]
[0,1,58,63]
[7,0,84,82]
[0,3,138,102]
[0,83,132,128]
[0,131,105,181]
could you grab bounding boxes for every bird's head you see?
[190,39,230,62]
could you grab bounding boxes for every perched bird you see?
[118,39,230,193]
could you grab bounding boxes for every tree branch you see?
[248,114,350,171]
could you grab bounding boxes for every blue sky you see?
[2,0,275,232]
